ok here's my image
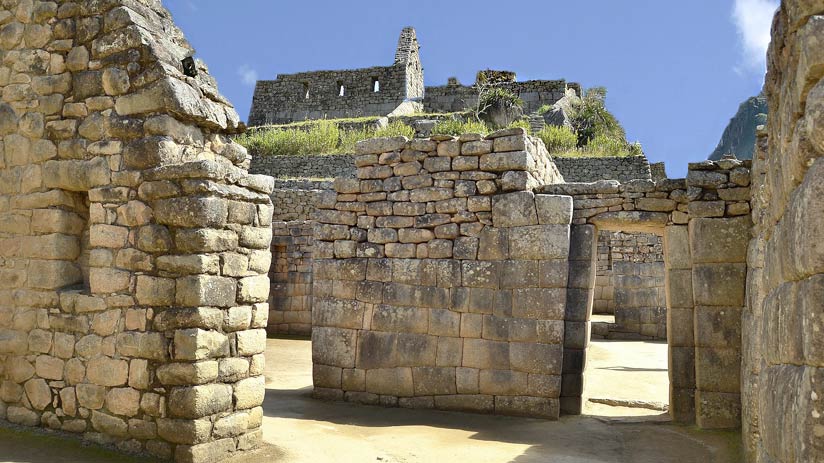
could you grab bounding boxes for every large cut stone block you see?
[168,384,233,419]
[492,191,538,227]
[692,264,746,307]
[176,275,237,307]
[312,327,356,368]
[689,217,751,264]
[364,368,413,396]
[153,197,228,228]
[508,225,570,260]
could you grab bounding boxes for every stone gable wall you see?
[0,1,272,461]
[310,130,572,418]
[744,2,824,461]
[248,28,423,126]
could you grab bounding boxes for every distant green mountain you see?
[709,93,768,161]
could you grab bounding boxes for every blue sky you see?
[164,0,776,178]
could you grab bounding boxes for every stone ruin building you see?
[247,27,582,127]
[0,1,272,461]
[0,1,823,463]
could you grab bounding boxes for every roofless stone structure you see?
[0,1,272,461]
[0,1,823,463]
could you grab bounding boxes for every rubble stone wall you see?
[543,160,751,425]
[248,154,355,179]
[310,130,572,418]
[0,1,273,462]
[553,155,652,183]
[744,2,824,461]
[422,80,578,115]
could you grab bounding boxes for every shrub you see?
[567,87,626,146]
[478,87,523,114]
[507,118,532,134]
[537,125,577,153]
[431,118,489,136]
[536,104,553,115]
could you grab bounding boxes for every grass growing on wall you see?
[235,120,340,156]
[431,119,490,136]
[238,120,415,156]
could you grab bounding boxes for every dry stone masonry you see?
[248,28,424,126]
[541,158,751,422]
[553,155,652,184]
[247,27,581,127]
[310,130,574,418]
[268,221,313,335]
[0,1,272,462]
[743,1,824,461]
[1,1,822,462]
[592,231,666,340]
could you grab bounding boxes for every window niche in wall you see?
[303,82,310,99]
[337,81,345,97]
[372,78,380,92]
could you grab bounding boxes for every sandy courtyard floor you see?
[0,337,742,463]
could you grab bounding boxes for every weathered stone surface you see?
[168,384,233,419]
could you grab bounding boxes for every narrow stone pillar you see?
[560,224,596,414]
[664,225,695,423]
[688,217,749,428]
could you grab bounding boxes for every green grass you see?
[537,125,577,153]
[249,116,382,131]
[552,134,643,158]
[239,119,415,156]
[431,119,490,136]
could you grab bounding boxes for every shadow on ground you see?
[261,384,741,463]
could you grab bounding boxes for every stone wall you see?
[269,179,331,223]
[553,155,652,183]
[0,2,272,462]
[248,28,423,126]
[423,79,580,115]
[310,130,572,418]
[249,154,355,179]
[542,160,751,424]
[743,2,824,461]
[268,221,313,336]
[592,231,666,340]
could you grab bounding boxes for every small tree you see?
[567,87,625,146]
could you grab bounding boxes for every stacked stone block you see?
[744,2,824,461]
[0,1,272,462]
[268,221,314,336]
[310,130,572,418]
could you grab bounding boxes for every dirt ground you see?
[0,337,742,463]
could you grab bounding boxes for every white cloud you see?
[237,64,259,87]
[732,0,779,73]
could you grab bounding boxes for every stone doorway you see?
[549,166,750,429]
